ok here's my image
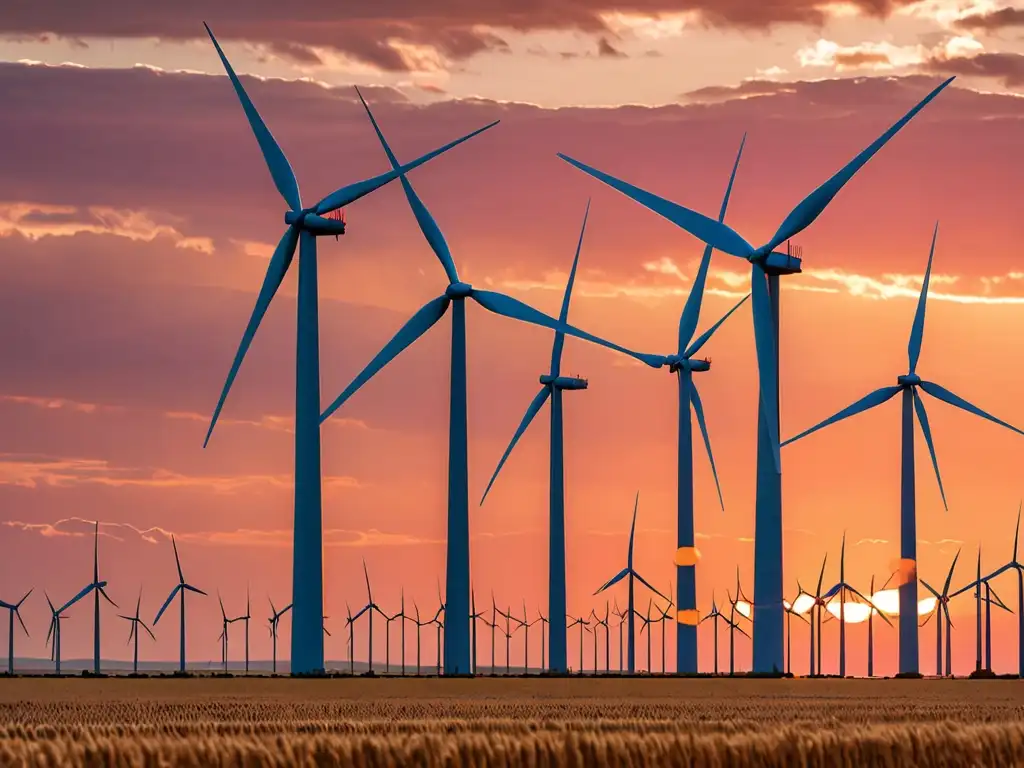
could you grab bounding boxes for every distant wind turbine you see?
[784,224,1024,675]
[567,614,589,675]
[782,592,809,676]
[0,589,31,675]
[951,546,1012,673]
[119,591,155,674]
[62,521,117,675]
[594,492,670,674]
[796,555,828,676]
[920,550,960,677]
[268,598,293,675]
[965,505,1024,676]
[349,561,379,673]
[821,534,878,678]
[201,25,498,675]
[700,593,746,674]
[154,536,207,673]
[45,592,70,675]
[590,602,611,674]
[560,78,955,672]
[320,91,664,675]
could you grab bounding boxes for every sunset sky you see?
[0,1,1022,675]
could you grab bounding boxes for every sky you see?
[0,0,1022,675]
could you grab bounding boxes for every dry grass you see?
[2,678,1024,766]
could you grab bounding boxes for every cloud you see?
[855,537,890,545]
[0,453,361,493]
[924,51,1024,88]
[0,0,932,77]
[953,7,1024,31]
[164,410,370,434]
[0,201,214,253]
[0,393,114,415]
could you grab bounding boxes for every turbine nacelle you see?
[897,373,922,387]
[667,355,710,374]
[445,281,473,299]
[753,250,802,275]
[539,374,588,390]
[283,209,347,236]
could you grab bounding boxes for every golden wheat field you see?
[2,677,1024,766]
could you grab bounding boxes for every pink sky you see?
[0,2,1022,674]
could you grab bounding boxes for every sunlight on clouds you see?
[791,593,816,614]
[826,600,873,623]
[897,0,1004,27]
[797,40,926,71]
[0,201,214,253]
[387,40,448,73]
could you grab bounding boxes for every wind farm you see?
[4,8,1024,766]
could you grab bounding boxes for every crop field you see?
[2,677,1024,766]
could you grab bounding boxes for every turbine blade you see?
[912,388,948,511]
[204,24,301,210]
[62,583,95,613]
[919,380,1024,438]
[551,199,590,375]
[763,78,954,252]
[16,588,32,609]
[470,290,666,369]
[354,87,459,282]
[908,222,939,374]
[142,621,156,641]
[677,134,746,352]
[15,608,28,637]
[822,584,842,600]
[632,569,671,602]
[689,380,724,511]
[685,293,750,359]
[480,387,552,505]
[99,587,118,608]
[782,386,902,447]
[315,120,500,215]
[594,567,629,595]
[320,296,450,423]
[919,579,940,600]
[628,491,639,570]
[942,549,961,596]
[557,154,756,258]
[172,536,184,583]
[183,585,207,596]
[204,225,300,447]
[750,263,781,472]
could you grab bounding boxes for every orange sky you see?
[0,4,1022,674]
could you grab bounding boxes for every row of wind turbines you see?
[169,25,1022,677]
[6,504,1024,676]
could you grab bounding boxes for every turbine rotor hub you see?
[446,281,473,299]
[539,374,588,390]
[667,356,711,373]
[897,373,921,387]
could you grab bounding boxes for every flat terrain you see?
[3,677,1024,765]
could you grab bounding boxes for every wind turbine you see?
[560,78,954,672]
[154,536,207,673]
[951,546,1012,673]
[612,600,626,673]
[478,200,594,676]
[969,505,1024,676]
[784,225,1024,675]
[320,93,663,675]
[201,27,498,676]
[638,600,655,673]
[567,614,589,674]
[700,593,746,674]
[598,137,750,675]
[470,587,486,675]
[399,589,407,676]
[821,534,877,678]
[0,589,30,675]
[782,591,809,676]
[795,555,828,676]
[407,602,431,675]
[268,599,293,674]
[45,593,69,675]
[593,492,669,674]
[241,588,251,674]
[119,591,155,674]
[921,550,960,677]
[537,609,549,674]
[590,602,611,674]
[62,521,116,675]
[349,561,379,673]
[345,602,355,674]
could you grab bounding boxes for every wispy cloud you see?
[0,453,361,493]
[0,201,213,253]
[855,537,890,546]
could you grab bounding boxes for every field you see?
[3,677,1024,766]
